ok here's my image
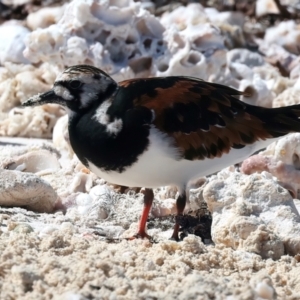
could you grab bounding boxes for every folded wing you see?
[118,77,300,160]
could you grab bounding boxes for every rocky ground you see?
[1,0,300,299]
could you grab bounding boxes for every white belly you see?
[88,126,279,190]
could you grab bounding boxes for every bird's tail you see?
[247,104,300,138]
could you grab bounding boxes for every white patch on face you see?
[80,85,98,109]
[93,99,123,135]
[53,85,74,101]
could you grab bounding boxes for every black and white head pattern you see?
[53,65,117,111]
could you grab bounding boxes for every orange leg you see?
[170,192,187,241]
[130,188,154,239]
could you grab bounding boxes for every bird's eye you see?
[69,80,82,89]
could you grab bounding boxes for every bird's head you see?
[22,65,118,113]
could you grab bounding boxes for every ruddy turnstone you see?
[23,65,300,240]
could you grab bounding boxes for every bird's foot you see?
[125,188,154,241]
[126,230,155,242]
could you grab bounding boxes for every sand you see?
[0,205,299,300]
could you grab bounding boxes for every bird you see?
[22,64,300,241]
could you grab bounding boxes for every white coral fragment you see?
[265,20,300,55]
[20,0,288,106]
[272,77,300,107]
[26,6,66,30]
[203,171,300,258]
[24,0,165,79]
[23,1,230,81]
[0,169,57,213]
[0,62,63,138]
[0,106,63,138]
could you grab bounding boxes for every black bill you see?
[22,90,64,107]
